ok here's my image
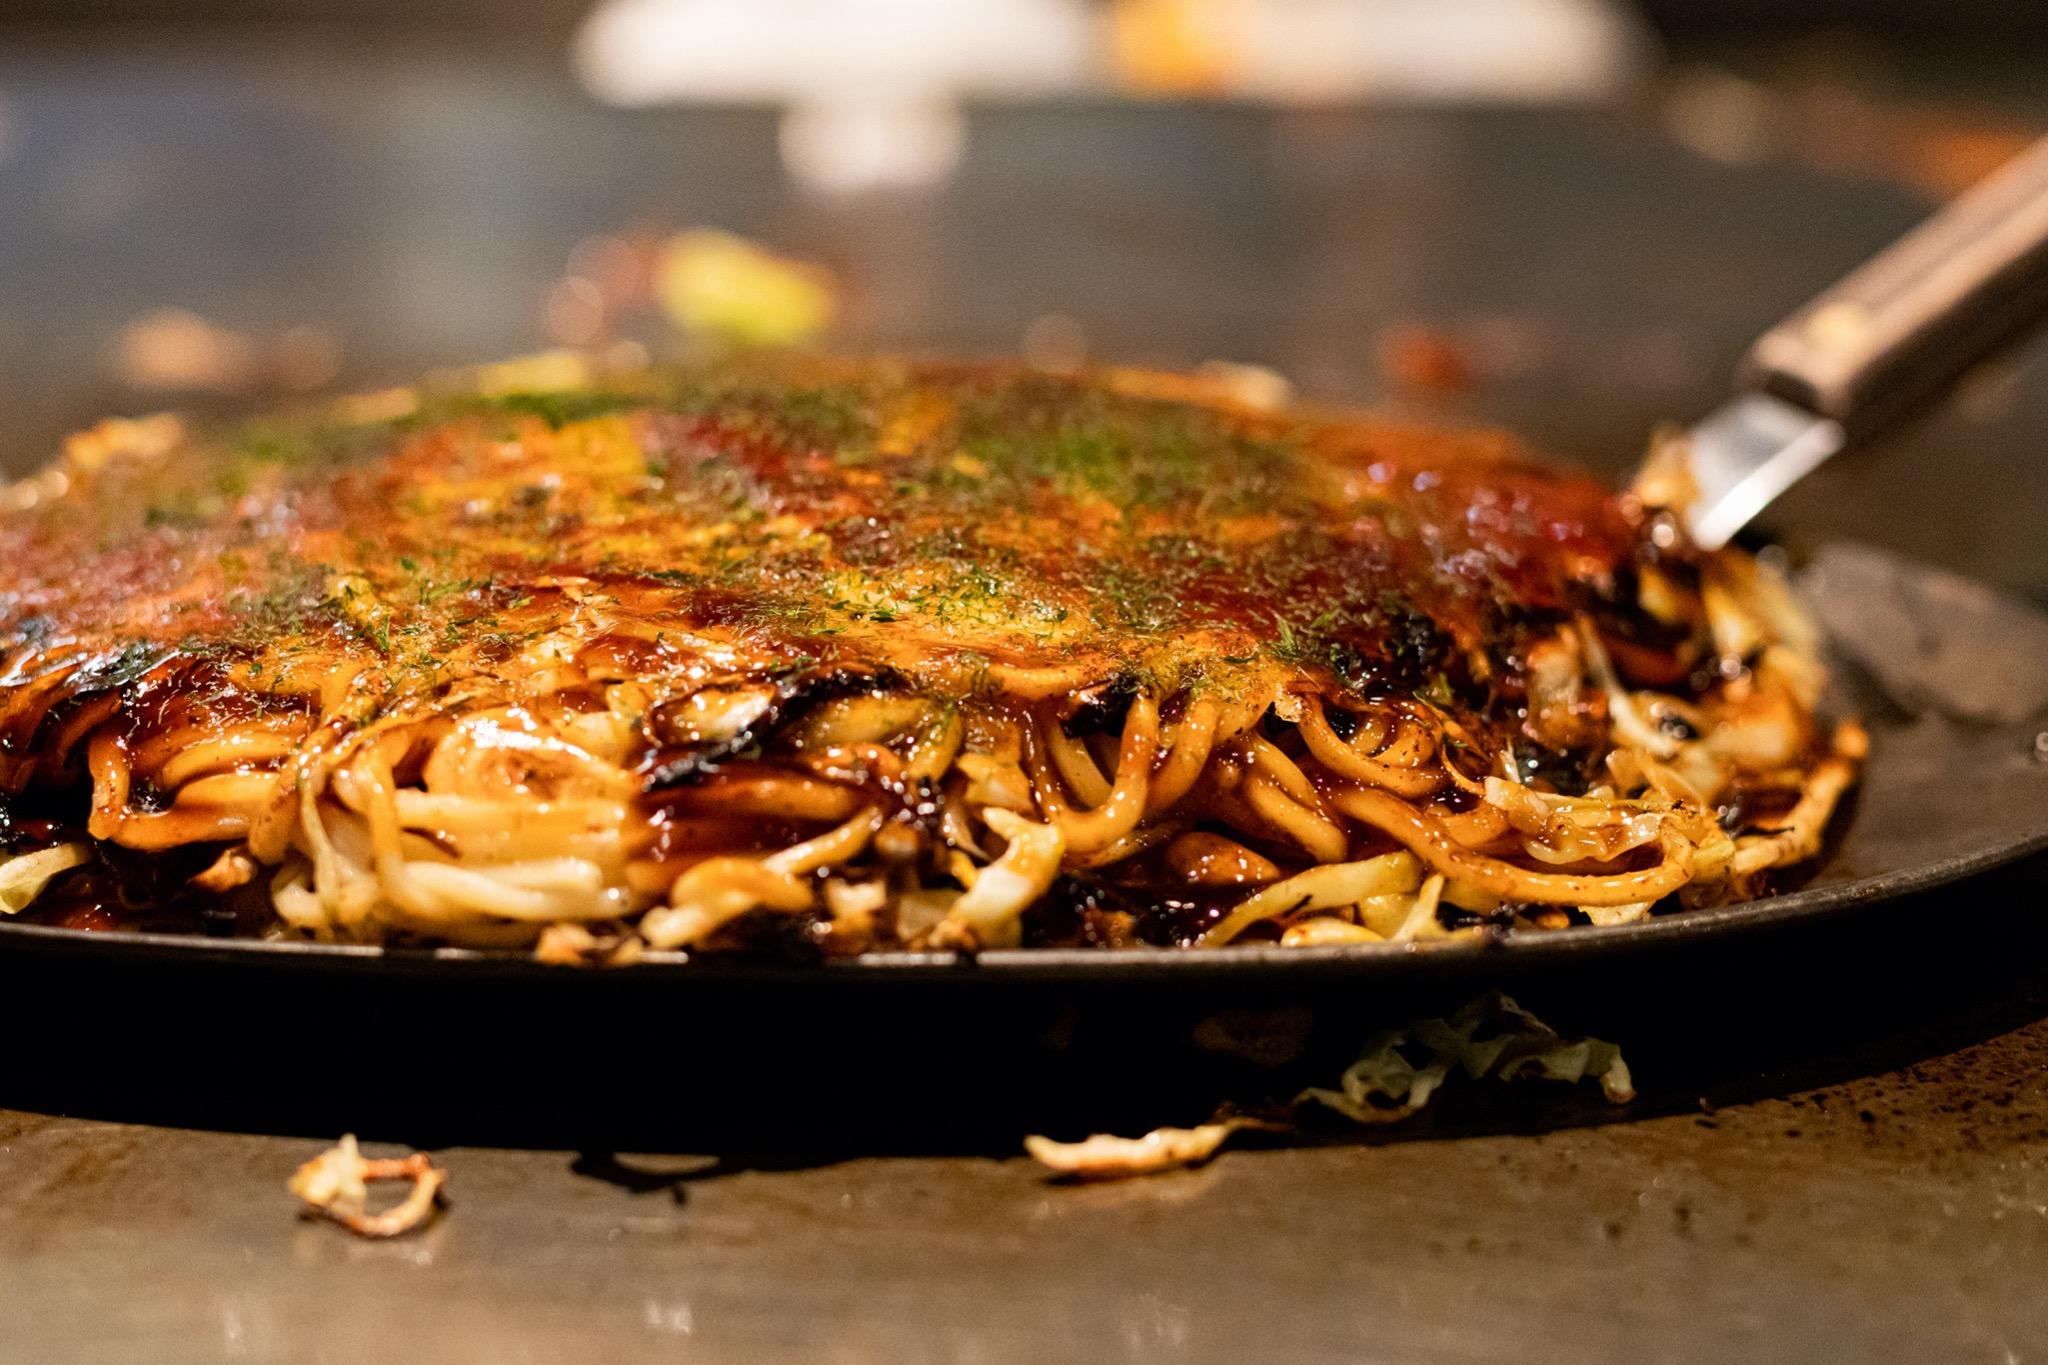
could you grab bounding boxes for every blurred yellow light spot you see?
[656,229,838,347]
[1109,0,1244,95]
[468,351,595,395]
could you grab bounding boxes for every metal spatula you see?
[1675,134,2048,549]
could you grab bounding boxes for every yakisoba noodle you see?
[0,356,1861,959]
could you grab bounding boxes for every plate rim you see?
[2,822,2040,985]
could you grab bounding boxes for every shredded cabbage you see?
[0,843,90,915]
[1297,991,1634,1124]
[933,808,1066,949]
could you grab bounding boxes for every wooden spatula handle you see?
[1743,135,2048,431]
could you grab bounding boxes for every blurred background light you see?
[1112,0,1648,101]
[572,0,1097,107]
[576,0,1649,109]
[574,0,1091,193]
[654,229,839,346]
[777,99,967,196]
[571,0,1648,191]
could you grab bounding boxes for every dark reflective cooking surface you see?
[1,30,2047,1365]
